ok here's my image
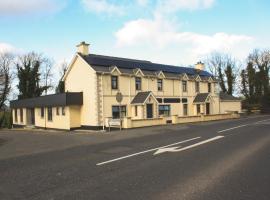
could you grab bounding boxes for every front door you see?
[206,103,210,115]
[146,104,153,118]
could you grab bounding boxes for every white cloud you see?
[115,17,254,64]
[81,0,124,15]
[0,43,17,54]
[137,0,148,6]
[156,0,215,13]
[0,0,66,16]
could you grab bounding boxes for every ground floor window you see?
[41,107,44,118]
[47,107,53,121]
[196,104,201,115]
[20,108,23,122]
[159,105,171,116]
[56,107,60,115]
[135,105,138,116]
[112,105,126,119]
[183,104,188,116]
[62,106,65,116]
[14,109,18,122]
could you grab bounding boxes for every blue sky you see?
[0,0,270,69]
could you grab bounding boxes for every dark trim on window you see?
[208,83,212,93]
[164,98,181,103]
[14,109,18,122]
[111,76,118,90]
[157,79,163,91]
[183,104,188,116]
[159,105,171,116]
[47,107,53,121]
[195,81,200,93]
[56,107,60,115]
[20,108,23,122]
[182,98,188,103]
[41,107,44,118]
[135,105,138,116]
[112,105,126,119]
[182,80,187,92]
[135,77,142,90]
[62,106,65,116]
[157,98,163,103]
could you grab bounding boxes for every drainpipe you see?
[101,73,105,130]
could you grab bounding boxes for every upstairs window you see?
[135,77,142,90]
[195,82,200,93]
[111,76,118,90]
[157,79,163,91]
[182,81,187,92]
[208,83,212,93]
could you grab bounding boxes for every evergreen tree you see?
[17,52,50,99]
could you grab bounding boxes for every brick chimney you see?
[76,41,90,55]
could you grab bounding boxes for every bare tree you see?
[0,53,13,110]
[55,61,68,93]
[41,57,54,95]
[205,52,240,95]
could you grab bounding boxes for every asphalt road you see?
[0,115,270,200]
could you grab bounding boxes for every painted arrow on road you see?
[154,136,224,155]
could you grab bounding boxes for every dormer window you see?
[111,76,118,90]
[182,81,187,92]
[135,77,141,90]
[195,81,200,93]
[208,83,211,93]
[157,79,163,91]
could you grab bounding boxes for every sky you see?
[0,0,270,71]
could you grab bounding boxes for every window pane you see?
[111,76,118,89]
[158,79,163,91]
[159,105,170,116]
[135,77,141,90]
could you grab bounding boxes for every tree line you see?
[0,52,66,128]
[205,49,270,113]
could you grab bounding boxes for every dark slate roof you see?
[10,92,83,108]
[131,91,152,104]
[80,53,212,77]
[219,92,241,101]
[193,93,210,103]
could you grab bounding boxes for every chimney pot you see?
[76,41,90,55]
[195,61,205,71]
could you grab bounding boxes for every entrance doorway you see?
[206,103,210,115]
[27,108,35,125]
[146,104,153,118]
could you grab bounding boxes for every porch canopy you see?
[10,92,83,108]
[193,93,210,104]
[131,91,158,105]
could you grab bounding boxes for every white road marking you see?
[96,137,201,166]
[154,136,224,155]
[218,118,270,133]
[218,124,248,133]
[253,118,270,124]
